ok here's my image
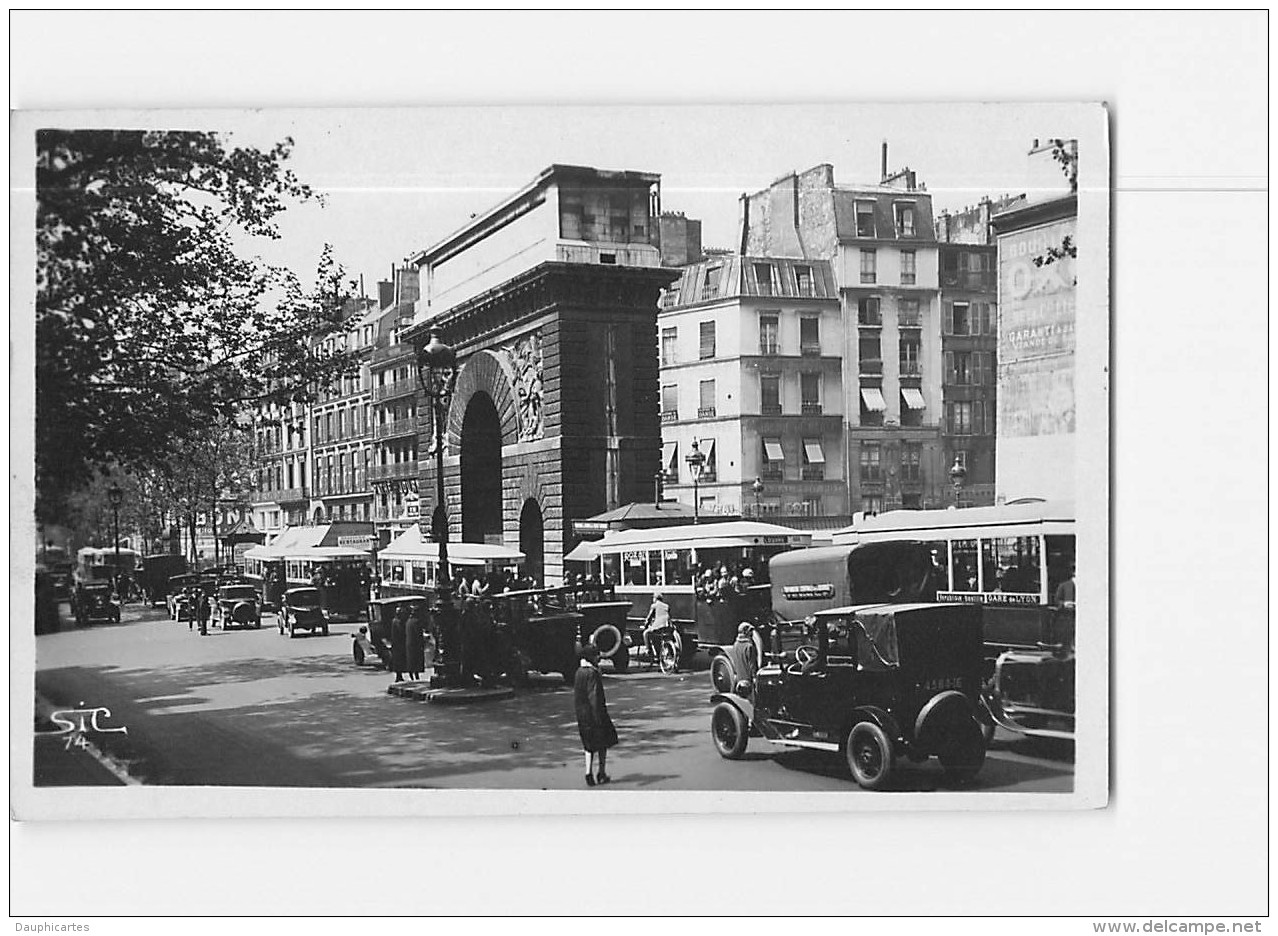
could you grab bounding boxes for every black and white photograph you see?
[14,100,1108,812]
[8,9,1267,925]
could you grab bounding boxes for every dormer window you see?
[895,203,916,237]
[856,201,876,237]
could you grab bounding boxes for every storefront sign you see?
[337,535,375,549]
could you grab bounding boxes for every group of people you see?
[385,603,430,682]
[693,562,760,602]
[181,586,213,636]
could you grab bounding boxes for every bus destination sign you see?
[937,591,1040,606]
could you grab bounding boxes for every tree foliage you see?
[35,129,358,522]
[1032,138,1078,270]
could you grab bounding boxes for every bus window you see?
[600,554,620,585]
[411,562,427,586]
[982,536,1042,595]
[1045,535,1076,602]
[664,549,693,586]
[648,550,664,586]
[951,539,979,592]
[623,551,648,587]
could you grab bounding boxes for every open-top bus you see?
[830,498,1077,740]
[581,521,813,666]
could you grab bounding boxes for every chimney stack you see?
[881,140,889,182]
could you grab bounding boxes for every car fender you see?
[710,691,754,726]
[913,690,977,749]
[851,705,903,745]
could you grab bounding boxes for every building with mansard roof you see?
[656,254,847,525]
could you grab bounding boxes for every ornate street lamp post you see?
[948,456,967,509]
[752,476,764,518]
[107,483,123,595]
[416,331,460,688]
[685,438,705,524]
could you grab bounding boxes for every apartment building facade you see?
[741,162,951,514]
[657,255,846,521]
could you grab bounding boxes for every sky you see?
[217,103,1092,292]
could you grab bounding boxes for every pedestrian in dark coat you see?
[404,605,426,681]
[389,606,408,683]
[196,590,211,636]
[573,643,618,786]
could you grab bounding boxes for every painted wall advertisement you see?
[998,216,1076,439]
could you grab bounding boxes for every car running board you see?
[768,737,840,753]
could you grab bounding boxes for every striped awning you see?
[860,387,887,412]
[901,387,926,410]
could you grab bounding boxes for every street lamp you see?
[107,483,123,595]
[685,438,705,524]
[654,469,667,507]
[416,330,460,688]
[948,456,967,509]
[752,476,764,518]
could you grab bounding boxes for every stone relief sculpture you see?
[500,330,544,441]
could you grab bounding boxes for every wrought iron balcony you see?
[368,462,418,482]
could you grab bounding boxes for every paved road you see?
[33,602,1074,793]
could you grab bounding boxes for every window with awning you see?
[662,441,678,479]
[763,439,785,462]
[860,386,887,412]
[803,440,826,464]
[901,387,926,410]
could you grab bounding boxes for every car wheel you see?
[710,655,736,693]
[939,718,987,783]
[353,643,365,666]
[658,639,679,674]
[711,702,748,759]
[611,643,630,673]
[846,721,895,791]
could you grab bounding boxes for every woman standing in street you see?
[573,643,618,787]
[404,604,426,682]
[389,605,408,683]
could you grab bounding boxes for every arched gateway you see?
[403,164,677,586]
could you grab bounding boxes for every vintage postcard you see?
[10,102,1110,819]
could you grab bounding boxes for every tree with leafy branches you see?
[35,128,359,524]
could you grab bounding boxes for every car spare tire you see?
[231,602,257,625]
[590,623,623,659]
[710,655,736,693]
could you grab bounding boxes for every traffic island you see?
[386,680,514,704]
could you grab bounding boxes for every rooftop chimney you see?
[881,140,888,182]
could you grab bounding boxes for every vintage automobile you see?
[213,584,262,630]
[356,596,432,667]
[71,582,121,626]
[481,590,582,685]
[278,587,329,638]
[709,603,988,790]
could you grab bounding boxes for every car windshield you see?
[220,586,257,600]
[289,589,321,605]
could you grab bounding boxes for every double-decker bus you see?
[831,498,1076,739]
